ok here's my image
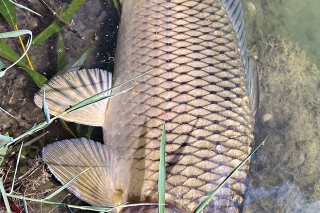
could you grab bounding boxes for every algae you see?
[244,0,320,69]
[242,0,320,211]
[243,35,320,212]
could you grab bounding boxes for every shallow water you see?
[243,0,320,212]
[244,0,320,69]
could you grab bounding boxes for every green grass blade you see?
[0,0,16,27]
[64,205,72,213]
[0,60,5,70]
[106,0,120,12]
[44,166,92,200]
[7,192,116,211]
[74,124,94,138]
[158,124,166,213]
[42,90,51,123]
[101,68,155,94]
[6,190,158,212]
[0,39,27,67]
[0,106,15,118]
[22,198,28,213]
[6,69,155,145]
[66,87,132,115]
[33,0,86,45]
[58,36,96,74]
[106,0,112,6]
[8,0,42,17]
[0,178,12,213]
[75,124,82,137]
[60,120,77,138]
[113,0,120,11]
[56,32,66,71]
[9,142,23,194]
[193,136,268,213]
[0,134,13,144]
[0,30,32,38]
[20,66,48,87]
[0,132,9,165]
[22,131,48,148]
[0,30,45,83]
[85,126,94,139]
[0,31,45,81]
[54,70,156,117]
[2,30,32,74]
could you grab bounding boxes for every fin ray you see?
[34,68,112,126]
[43,138,127,205]
[247,57,260,116]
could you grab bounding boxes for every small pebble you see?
[262,113,273,122]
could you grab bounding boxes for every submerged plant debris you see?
[243,35,320,213]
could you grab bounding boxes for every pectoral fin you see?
[43,138,129,206]
[247,57,260,117]
[34,68,112,126]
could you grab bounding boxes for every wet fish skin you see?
[104,0,258,212]
[35,0,259,212]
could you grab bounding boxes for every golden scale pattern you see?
[104,0,254,212]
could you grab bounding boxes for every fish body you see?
[35,0,258,212]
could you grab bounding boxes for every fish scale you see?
[103,0,255,212]
[35,0,258,212]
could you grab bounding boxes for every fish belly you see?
[104,0,255,212]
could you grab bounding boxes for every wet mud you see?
[0,0,119,212]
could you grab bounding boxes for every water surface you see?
[243,0,320,212]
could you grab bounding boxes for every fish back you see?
[104,0,256,212]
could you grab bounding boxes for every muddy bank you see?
[0,1,119,212]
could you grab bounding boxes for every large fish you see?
[34,0,259,212]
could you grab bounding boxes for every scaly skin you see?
[104,0,254,212]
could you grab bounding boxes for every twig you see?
[37,0,84,40]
